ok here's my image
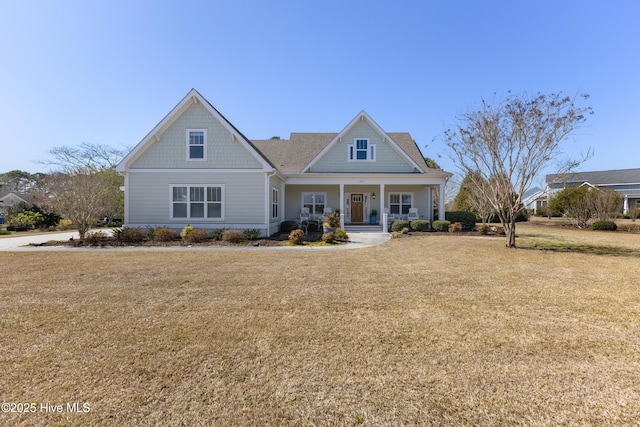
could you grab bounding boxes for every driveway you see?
[0,230,391,251]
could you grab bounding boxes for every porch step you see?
[343,225,384,233]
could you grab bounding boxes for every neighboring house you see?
[0,191,28,213]
[545,168,640,214]
[521,187,547,212]
[116,89,452,236]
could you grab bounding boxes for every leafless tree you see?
[445,92,592,247]
[36,143,127,238]
[38,142,128,171]
[589,188,622,222]
[46,170,121,239]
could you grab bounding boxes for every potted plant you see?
[369,209,378,225]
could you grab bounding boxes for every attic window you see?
[187,129,207,160]
[348,138,376,162]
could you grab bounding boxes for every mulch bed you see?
[33,230,329,248]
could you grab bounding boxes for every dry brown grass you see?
[1,225,640,426]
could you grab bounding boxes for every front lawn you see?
[1,226,639,425]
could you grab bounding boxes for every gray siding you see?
[131,102,263,169]
[127,171,265,227]
[310,121,415,173]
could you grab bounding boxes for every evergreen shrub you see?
[410,220,429,231]
[445,211,476,231]
[431,220,451,232]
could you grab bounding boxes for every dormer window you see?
[187,129,207,160]
[348,138,375,162]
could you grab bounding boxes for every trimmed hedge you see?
[391,220,410,232]
[432,220,451,232]
[592,220,617,231]
[410,220,430,231]
[445,211,476,231]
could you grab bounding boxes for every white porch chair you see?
[407,207,419,222]
[383,208,396,229]
[299,207,310,234]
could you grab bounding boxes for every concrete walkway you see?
[0,230,391,252]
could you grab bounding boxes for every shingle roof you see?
[546,168,640,185]
[253,132,433,174]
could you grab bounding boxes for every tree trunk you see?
[504,218,517,248]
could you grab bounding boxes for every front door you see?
[351,194,363,222]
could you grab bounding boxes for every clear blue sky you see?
[1,0,638,187]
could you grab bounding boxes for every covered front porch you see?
[282,174,446,232]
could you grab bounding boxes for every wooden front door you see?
[351,194,363,222]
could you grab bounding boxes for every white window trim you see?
[301,192,327,216]
[170,184,224,220]
[271,187,280,220]
[186,129,207,161]
[388,192,414,216]
[348,138,376,162]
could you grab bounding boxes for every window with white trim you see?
[187,129,207,160]
[302,192,326,215]
[389,193,412,215]
[171,185,223,219]
[271,188,279,219]
[348,138,376,161]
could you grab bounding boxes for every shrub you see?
[180,224,195,240]
[58,219,74,230]
[618,223,640,232]
[184,228,209,243]
[493,225,505,235]
[432,220,451,232]
[243,229,261,240]
[222,229,244,243]
[477,223,490,235]
[211,228,229,241]
[445,211,476,231]
[84,231,107,246]
[288,229,305,245]
[114,227,146,244]
[410,220,430,231]
[280,221,299,232]
[153,227,177,242]
[391,220,410,232]
[325,212,340,228]
[321,231,335,243]
[335,228,349,241]
[448,222,463,233]
[592,220,617,231]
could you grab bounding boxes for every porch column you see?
[427,187,433,222]
[339,183,345,228]
[624,195,629,214]
[379,183,385,218]
[438,183,445,220]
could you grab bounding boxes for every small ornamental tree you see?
[446,92,592,247]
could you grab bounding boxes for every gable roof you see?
[253,131,438,175]
[0,191,28,208]
[546,168,640,186]
[116,89,274,172]
[298,111,425,173]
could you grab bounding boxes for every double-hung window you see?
[348,138,376,161]
[271,188,279,219]
[172,185,223,219]
[389,193,412,216]
[302,192,325,215]
[187,129,207,160]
